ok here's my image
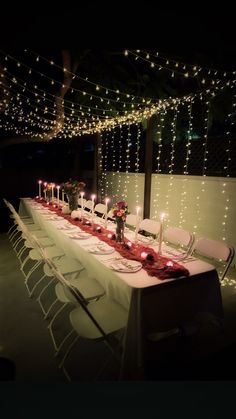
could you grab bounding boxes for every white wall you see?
[105,172,236,264]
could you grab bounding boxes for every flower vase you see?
[46,190,52,203]
[116,219,125,243]
[67,193,78,212]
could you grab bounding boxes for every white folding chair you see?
[94,203,107,219]
[84,200,94,213]
[139,218,160,236]
[38,259,105,321]
[57,284,128,381]
[192,237,235,281]
[21,246,65,297]
[125,213,140,229]
[163,226,194,253]
[78,198,87,208]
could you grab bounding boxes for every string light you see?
[179,99,194,229]
[99,131,105,202]
[153,110,166,219]
[166,106,178,226]
[134,122,141,207]
[123,124,131,200]
[127,49,235,82]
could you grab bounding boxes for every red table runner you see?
[35,198,189,280]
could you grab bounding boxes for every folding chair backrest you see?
[94,203,107,217]
[164,226,194,249]
[84,200,94,212]
[193,237,235,281]
[126,213,140,228]
[139,218,160,236]
[78,198,87,207]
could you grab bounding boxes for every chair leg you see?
[58,335,79,369]
[37,282,59,318]
[50,326,75,355]
[47,303,68,332]
[28,273,48,297]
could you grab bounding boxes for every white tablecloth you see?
[19,198,224,379]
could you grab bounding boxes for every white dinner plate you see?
[57,225,77,231]
[109,259,142,273]
[87,245,115,255]
[68,232,92,240]
[138,236,154,245]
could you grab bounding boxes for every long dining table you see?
[19,198,224,379]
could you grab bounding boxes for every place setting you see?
[108,258,143,273]
[86,243,115,255]
[67,231,92,240]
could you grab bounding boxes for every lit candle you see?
[141,251,148,260]
[80,191,85,219]
[43,182,47,200]
[166,261,173,267]
[134,206,140,242]
[62,191,65,204]
[158,212,165,254]
[38,180,42,198]
[104,198,109,229]
[56,185,60,205]
[91,194,96,223]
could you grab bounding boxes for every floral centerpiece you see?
[61,179,86,212]
[112,200,129,242]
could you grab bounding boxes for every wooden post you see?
[143,116,155,219]
[95,132,102,203]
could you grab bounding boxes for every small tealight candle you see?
[127,241,132,248]
[96,226,101,232]
[38,180,42,198]
[107,233,112,239]
[166,261,173,267]
[141,251,148,260]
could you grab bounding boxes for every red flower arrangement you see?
[112,200,129,222]
[61,179,86,195]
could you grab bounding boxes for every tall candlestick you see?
[134,206,140,242]
[104,198,109,228]
[158,212,165,254]
[80,191,85,219]
[62,191,65,204]
[91,194,96,223]
[51,183,55,202]
[56,185,60,205]
[38,180,42,198]
[43,182,47,200]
